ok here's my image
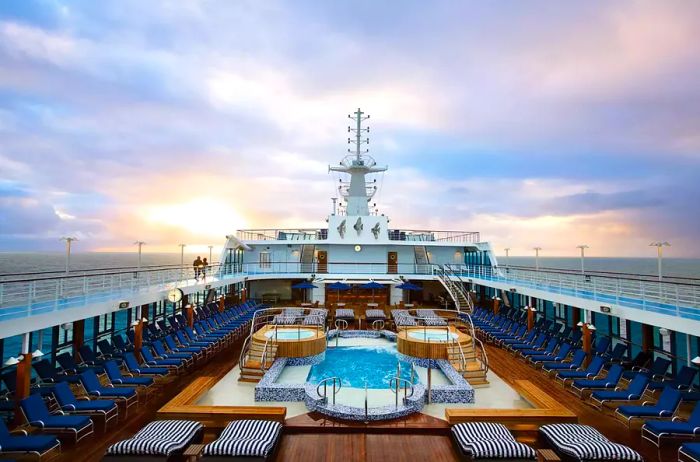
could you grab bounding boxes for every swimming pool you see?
[264,328,316,340]
[407,329,458,342]
[307,345,417,388]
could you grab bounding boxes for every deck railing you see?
[236,228,480,243]
[1,259,699,325]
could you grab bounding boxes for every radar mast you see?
[329,108,388,216]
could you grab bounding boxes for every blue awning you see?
[292,281,318,289]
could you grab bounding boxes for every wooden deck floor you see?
[54,338,678,462]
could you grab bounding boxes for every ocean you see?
[0,252,698,279]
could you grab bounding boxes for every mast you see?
[329,108,388,216]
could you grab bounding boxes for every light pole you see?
[208,245,214,263]
[504,248,510,268]
[178,244,186,279]
[649,241,670,281]
[134,241,146,269]
[61,237,77,273]
[576,245,589,274]
[533,247,542,271]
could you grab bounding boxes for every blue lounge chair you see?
[680,443,700,462]
[590,373,651,408]
[78,370,138,417]
[601,343,628,364]
[20,394,94,443]
[641,401,700,448]
[592,336,611,356]
[163,335,205,359]
[615,387,682,427]
[530,343,572,364]
[571,364,624,397]
[97,339,123,360]
[1,369,55,398]
[112,334,133,352]
[104,360,154,388]
[33,359,81,385]
[647,365,698,392]
[542,350,587,374]
[520,337,558,358]
[140,348,185,373]
[122,352,169,377]
[52,381,118,431]
[556,356,606,385]
[151,340,195,364]
[0,418,60,460]
[56,351,101,374]
[78,344,106,367]
[623,356,671,380]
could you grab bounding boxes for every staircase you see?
[437,264,489,386]
[238,337,278,383]
[414,246,429,273]
[300,245,315,273]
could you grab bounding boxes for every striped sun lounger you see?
[202,419,282,461]
[451,422,536,460]
[105,420,204,460]
[539,423,642,461]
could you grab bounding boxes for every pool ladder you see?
[316,377,342,405]
[330,319,349,347]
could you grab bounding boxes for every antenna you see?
[348,108,370,162]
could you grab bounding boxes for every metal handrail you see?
[451,338,468,371]
[371,319,385,331]
[316,377,342,405]
[389,376,415,408]
[260,336,274,371]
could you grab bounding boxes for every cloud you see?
[0,1,698,256]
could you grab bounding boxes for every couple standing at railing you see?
[192,256,209,280]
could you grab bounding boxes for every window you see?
[259,252,271,269]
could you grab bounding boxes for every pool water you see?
[264,329,315,340]
[307,346,417,389]
[407,330,458,342]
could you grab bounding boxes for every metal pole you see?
[577,245,588,275]
[135,241,145,270]
[533,247,542,271]
[208,245,213,263]
[61,237,77,273]
[504,248,510,269]
[179,244,186,279]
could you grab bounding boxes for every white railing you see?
[446,264,700,319]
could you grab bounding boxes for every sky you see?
[0,1,699,257]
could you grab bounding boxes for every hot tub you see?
[264,328,316,340]
[407,329,458,342]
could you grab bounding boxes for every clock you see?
[354,245,362,252]
[167,288,184,303]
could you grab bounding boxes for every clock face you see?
[167,288,183,303]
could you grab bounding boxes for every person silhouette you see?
[193,256,203,279]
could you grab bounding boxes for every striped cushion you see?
[273,315,298,325]
[452,423,535,459]
[204,420,282,457]
[423,317,447,326]
[303,315,324,325]
[336,309,355,318]
[365,309,386,319]
[106,420,203,456]
[416,309,438,318]
[540,424,642,461]
[282,309,304,316]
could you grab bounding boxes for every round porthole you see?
[354,245,362,252]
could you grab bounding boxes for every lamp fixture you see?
[31,349,44,358]
[4,356,19,366]
[691,356,700,366]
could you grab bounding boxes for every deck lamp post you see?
[134,241,146,269]
[533,247,542,271]
[61,237,77,273]
[208,245,214,264]
[649,241,670,281]
[504,248,510,269]
[178,244,186,279]
[576,245,589,274]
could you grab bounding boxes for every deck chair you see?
[202,419,283,461]
[0,418,60,460]
[571,364,624,397]
[122,353,169,377]
[601,343,628,364]
[642,401,700,448]
[52,381,118,431]
[530,343,572,365]
[104,360,154,388]
[556,356,606,385]
[450,422,536,461]
[105,420,203,461]
[592,336,611,356]
[78,370,138,417]
[623,356,671,380]
[680,443,700,462]
[33,359,81,384]
[20,394,93,443]
[151,339,195,364]
[590,373,651,408]
[615,386,682,427]
[542,350,587,374]
[78,344,106,367]
[141,348,185,373]
[647,365,698,392]
[539,423,642,461]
